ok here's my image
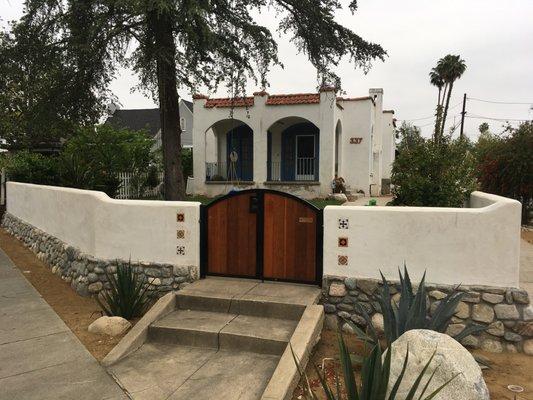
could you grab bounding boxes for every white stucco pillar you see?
[252,92,268,185]
[192,95,208,194]
[318,87,337,196]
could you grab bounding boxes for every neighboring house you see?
[105,99,194,150]
[191,87,397,199]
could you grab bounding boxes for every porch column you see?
[318,87,337,196]
[252,92,268,185]
[192,95,209,194]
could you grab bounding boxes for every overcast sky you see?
[2,0,533,138]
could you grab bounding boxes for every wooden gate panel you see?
[207,192,257,277]
[262,193,317,282]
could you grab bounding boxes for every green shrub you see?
[294,331,456,399]
[181,148,193,179]
[476,122,532,223]
[3,150,60,185]
[391,123,477,207]
[59,124,155,197]
[349,267,485,348]
[96,262,150,320]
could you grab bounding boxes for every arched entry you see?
[204,119,253,182]
[266,117,319,182]
[200,189,322,285]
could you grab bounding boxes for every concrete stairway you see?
[105,278,323,400]
[148,302,299,355]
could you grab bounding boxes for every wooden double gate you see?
[200,189,322,285]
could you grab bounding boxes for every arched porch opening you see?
[335,120,342,176]
[204,119,253,182]
[266,117,320,182]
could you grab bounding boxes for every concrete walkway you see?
[107,278,322,400]
[0,248,127,400]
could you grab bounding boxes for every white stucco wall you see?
[337,99,373,194]
[381,112,396,180]
[324,191,522,288]
[6,182,200,267]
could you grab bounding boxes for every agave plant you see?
[350,266,485,348]
[294,331,457,400]
[96,261,151,320]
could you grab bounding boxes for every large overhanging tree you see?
[12,0,386,199]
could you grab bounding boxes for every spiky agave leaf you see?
[338,330,359,399]
[96,260,150,319]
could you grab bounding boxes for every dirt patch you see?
[522,228,533,245]
[0,228,131,361]
[292,328,533,400]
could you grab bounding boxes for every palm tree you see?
[430,67,445,139]
[437,55,467,140]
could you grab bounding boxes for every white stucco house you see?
[192,87,396,199]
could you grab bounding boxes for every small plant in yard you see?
[349,266,485,348]
[294,331,457,399]
[97,261,150,320]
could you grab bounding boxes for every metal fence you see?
[269,157,318,181]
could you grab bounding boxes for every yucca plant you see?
[294,331,457,400]
[350,266,485,348]
[96,261,151,320]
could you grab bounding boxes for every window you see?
[180,117,186,131]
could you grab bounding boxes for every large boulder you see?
[387,330,489,400]
[88,316,131,336]
[328,193,348,203]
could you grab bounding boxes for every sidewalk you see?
[0,248,127,400]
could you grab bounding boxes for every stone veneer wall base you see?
[322,275,533,355]
[1,213,198,299]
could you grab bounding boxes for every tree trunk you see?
[150,9,185,200]
[440,81,454,140]
[434,85,445,141]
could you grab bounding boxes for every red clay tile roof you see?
[204,97,254,108]
[201,92,373,108]
[337,96,372,102]
[266,93,320,105]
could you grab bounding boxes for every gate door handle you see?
[249,194,259,213]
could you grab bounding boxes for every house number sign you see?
[350,137,363,144]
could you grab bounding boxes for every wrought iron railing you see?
[205,162,228,181]
[268,157,318,181]
[205,161,253,181]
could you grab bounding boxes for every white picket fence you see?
[116,171,164,199]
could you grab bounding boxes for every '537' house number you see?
[350,137,363,144]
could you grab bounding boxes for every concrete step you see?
[176,291,307,320]
[175,279,320,320]
[149,309,298,355]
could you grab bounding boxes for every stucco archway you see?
[266,117,320,182]
[335,120,342,175]
[204,119,254,181]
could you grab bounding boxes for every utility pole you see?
[459,93,467,139]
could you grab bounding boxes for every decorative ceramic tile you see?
[176,230,185,239]
[338,255,348,265]
[176,213,185,222]
[338,237,348,247]
[338,218,349,229]
[176,245,185,255]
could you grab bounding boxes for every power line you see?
[467,97,533,105]
[465,114,530,122]
[400,101,462,122]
